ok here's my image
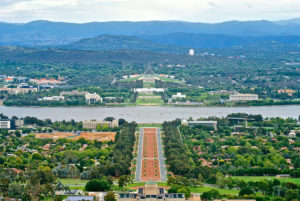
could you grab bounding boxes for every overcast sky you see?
[0,0,300,23]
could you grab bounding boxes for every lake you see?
[1,105,299,123]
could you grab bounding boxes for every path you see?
[135,127,167,182]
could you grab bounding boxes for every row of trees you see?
[162,120,194,175]
[79,122,137,179]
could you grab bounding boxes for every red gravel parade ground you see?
[141,128,161,181]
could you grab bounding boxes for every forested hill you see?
[61,35,189,53]
[140,33,300,48]
[0,46,201,64]
[62,34,300,51]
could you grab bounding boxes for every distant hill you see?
[1,20,300,46]
[61,35,189,53]
[60,33,300,51]
[140,33,300,48]
[273,18,300,25]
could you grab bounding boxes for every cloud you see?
[0,0,299,23]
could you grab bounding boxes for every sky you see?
[0,0,300,23]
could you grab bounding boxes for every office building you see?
[182,120,218,130]
[230,94,258,101]
[0,120,12,129]
[85,93,102,104]
[82,120,118,129]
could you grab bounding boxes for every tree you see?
[216,172,225,188]
[104,117,115,122]
[8,183,24,199]
[104,191,116,201]
[178,187,191,198]
[0,177,10,197]
[273,196,286,201]
[201,190,220,201]
[54,195,64,201]
[118,175,132,190]
[239,186,255,196]
[85,178,111,191]
[25,167,56,200]
[285,189,300,201]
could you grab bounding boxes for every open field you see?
[160,77,183,83]
[143,81,155,88]
[189,186,239,195]
[231,176,300,185]
[58,178,88,186]
[58,178,241,195]
[35,132,116,142]
[136,95,163,105]
[119,76,142,82]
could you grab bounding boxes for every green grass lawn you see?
[58,178,88,186]
[136,95,163,105]
[189,186,239,195]
[160,77,183,83]
[143,81,155,88]
[231,176,300,185]
[69,186,85,190]
[137,123,162,128]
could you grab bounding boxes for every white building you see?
[133,88,165,94]
[208,90,237,95]
[172,92,186,99]
[60,90,87,96]
[40,95,65,101]
[0,120,11,129]
[189,49,195,56]
[182,120,218,130]
[230,94,258,101]
[82,120,118,129]
[85,93,102,104]
[0,87,37,95]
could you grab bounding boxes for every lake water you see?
[1,105,299,123]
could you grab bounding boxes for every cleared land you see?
[35,132,116,142]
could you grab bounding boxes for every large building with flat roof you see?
[82,120,118,129]
[133,88,165,94]
[182,120,218,130]
[0,120,12,129]
[230,94,258,101]
[85,92,102,104]
[118,181,185,201]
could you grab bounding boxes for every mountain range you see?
[1,19,300,49]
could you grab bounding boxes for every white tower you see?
[189,49,195,56]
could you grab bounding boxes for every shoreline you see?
[2,103,300,108]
